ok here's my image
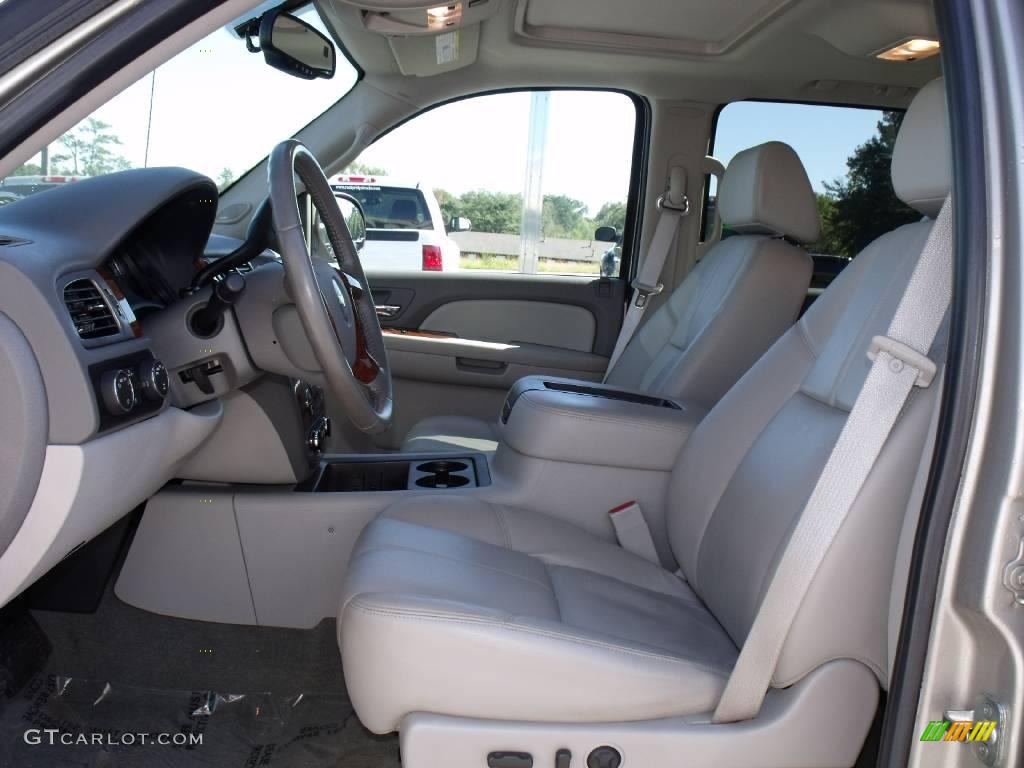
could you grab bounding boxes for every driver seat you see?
[339,79,951,761]
[401,141,817,453]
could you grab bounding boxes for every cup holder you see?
[416,460,469,474]
[415,474,470,489]
[410,458,475,490]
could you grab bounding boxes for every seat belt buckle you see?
[632,281,663,308]
[609,501,661,564]
[868,335,937,387]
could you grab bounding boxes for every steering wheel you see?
[268,139,392,434]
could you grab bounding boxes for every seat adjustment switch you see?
[586,746,621,768]
[487,752,533,768]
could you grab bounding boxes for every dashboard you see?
[0,168,296,441]
[0,169,223,440]
[0,166,335,612]
[0,168,238,606]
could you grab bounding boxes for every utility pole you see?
[519,91,549,274]
[143,70,156,167]
[40,146,49,175]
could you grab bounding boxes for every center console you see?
[116,374,706,632]
[297,453,490,492]
[497,376,705,471]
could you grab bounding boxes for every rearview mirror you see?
[449,216,472,233]
[258,10,336,80]
[335,194,367,251]
[594,225,618,242]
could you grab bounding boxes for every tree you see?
[342,160,388,176]
[52,118,131,176]
[217,168,235,190]
[434,188,458,224]
[449,189,522,234]
[541,194,589,239]
[808,194,845,255]
[594,200,627,233]
[818,111,920,257]
[12,162,42,176]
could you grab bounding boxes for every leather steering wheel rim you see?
[268,139,393,434]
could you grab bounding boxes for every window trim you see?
[363,86,651,282]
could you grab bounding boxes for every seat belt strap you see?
[604,167,689,380]
[609,501,661,564]
[712,196,953,724]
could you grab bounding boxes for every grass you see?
[460,254,600,275]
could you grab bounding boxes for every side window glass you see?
[341,90,637,275]
[709,102,920,258]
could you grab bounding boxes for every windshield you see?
[0,4,357,206]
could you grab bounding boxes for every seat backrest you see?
[606,142,816,411]
[668,78,951,690]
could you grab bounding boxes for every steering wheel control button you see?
[100,368,137,415]
[138,358,169,401]
[487,752,533,768]
[586,747,621,768]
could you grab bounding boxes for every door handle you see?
[456,357,508,374]
[376,304,402,319]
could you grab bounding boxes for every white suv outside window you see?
[331,175,466,272]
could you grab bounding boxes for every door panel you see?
[369,271,625,355]
[349,271,625,449]
[420,299,597,352]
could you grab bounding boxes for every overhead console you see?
[337,0,504,76]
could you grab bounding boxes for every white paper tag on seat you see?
[609,501,661,564]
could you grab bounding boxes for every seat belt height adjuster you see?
[632,281,664,308]
[868,335,937,387]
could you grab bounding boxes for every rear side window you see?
[333,184,433,230]
[709,101,920,258]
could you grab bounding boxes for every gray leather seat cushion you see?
[401,414,500,453]
[341,499,737,734]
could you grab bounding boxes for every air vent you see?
[63,279,119,340]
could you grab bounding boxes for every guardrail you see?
[451,232,607,263]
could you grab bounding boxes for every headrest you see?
[892,78,950,217]
[718,141,820,244]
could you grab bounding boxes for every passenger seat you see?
[402,141,818,453]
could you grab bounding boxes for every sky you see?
[21,7,356,184]
[16,6,888,215]
[713,101,885,192]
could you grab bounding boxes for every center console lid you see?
[498,376,706,471]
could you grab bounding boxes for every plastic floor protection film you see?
[0,673,400,767]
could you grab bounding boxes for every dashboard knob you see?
[138,358,169,401]
[100,368,137,415]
